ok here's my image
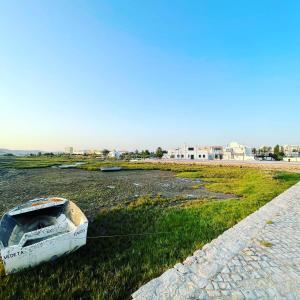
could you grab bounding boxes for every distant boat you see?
[0,197,88,274]
[58,162,85,169]
[100,166,122,172]
[58,164,75,169]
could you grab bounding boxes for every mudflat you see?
[0,168,232,218]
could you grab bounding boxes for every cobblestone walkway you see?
[132,182,300,299]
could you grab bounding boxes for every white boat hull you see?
[0,198,88,274]
[1,222,87,274]
[100,166,122,172]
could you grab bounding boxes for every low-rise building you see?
[72,149,102,155]
[108,150,128,159]
[73,149,89,155]
[64,147,73,155]
[166,142,254,161]
[223,142,255,161]
[166,145,223,160]
[210,146,223,159]
[283,145,300,157]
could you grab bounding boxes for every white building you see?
[283,145,300,157]
[166,142,254,161]
[223,142,255,161]
[166,145,223,160]
[209,146,223,160]
[108,150,128,159]
[73,149,88,155]
[93,149,103,155]
[86,149,101,155]
[72,149,103,155]
[64,147,73,155]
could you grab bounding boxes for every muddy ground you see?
[0,168,232,218]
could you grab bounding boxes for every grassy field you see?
[0,156,300,299]
[0,156,82,169]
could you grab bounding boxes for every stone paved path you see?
[132,182,300,299]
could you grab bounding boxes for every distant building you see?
[86,149,97,155]
[108,150,128,159]
[72,149,102,155]
[94,149,103,155]
[166,143,254,161]
[210,146,223,160]
[282,145,300,162]
[166,145,223,160]
[64,147,73,155]
[223,142,255,161]
[73,149,89,155]
[283,145,300,157]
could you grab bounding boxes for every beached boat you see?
[58,162,85,169]
[100,166,122,172]
[0,197,88,274]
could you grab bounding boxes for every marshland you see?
[0,156,300,299]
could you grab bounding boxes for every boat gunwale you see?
[8,198,67,216]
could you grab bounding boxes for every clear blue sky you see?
[1,1,299,151]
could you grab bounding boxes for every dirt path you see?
[146,159,300,172]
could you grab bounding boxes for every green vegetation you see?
[259,240,273,247]
[0,157,300,299]
[273,171,300,183]
[266,220,274,224]
[155,147,164,158]
[273,144,283,160]
[256,144,286,161]
[0,156,82,169]
[101,149,110,158]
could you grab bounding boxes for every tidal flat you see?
[0,168,233,217]
[1,157,300,299]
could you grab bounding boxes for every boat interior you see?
[0,199,87,249]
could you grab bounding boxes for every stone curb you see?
[132,182,300,299]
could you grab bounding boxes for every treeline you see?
[22,147,167,160]
[252,144,285,161]
[2,152,56,157]
[120,147,167,160]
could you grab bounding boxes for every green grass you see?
[0,159,300,299]
[259,240,273,247]
[0,156,83,169]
